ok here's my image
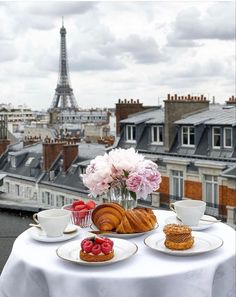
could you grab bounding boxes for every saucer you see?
[29,225,80,242]
[165,215,218,231]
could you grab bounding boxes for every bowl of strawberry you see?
[62,200,96,228]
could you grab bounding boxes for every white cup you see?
[169,200,206,226]
[33,209,71,237]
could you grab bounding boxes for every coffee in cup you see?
[33,209,71,237]
[169,200,206,226]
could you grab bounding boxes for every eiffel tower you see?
[49,19,78,111]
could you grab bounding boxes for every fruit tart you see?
[80,236,114,262]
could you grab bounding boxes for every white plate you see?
[144,231,223,256]
[165,215,218,231]
[29,225,80,243]
[56,238,138,266]
[89,223,159,239]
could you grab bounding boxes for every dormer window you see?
[11,156,16,168]
[224,127,232,148]
[126,125,136,142]
[213,127,221,149]
[151,126,163,145]
[25,157,35,166]
[182,126,194,146]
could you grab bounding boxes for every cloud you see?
[26,2,97,16]
[2,2,97,34]
[101,34,168,64]
[167,3,236,47]
[177,60,225,78]
[118,34,168,64]
[156,59,234,88]
[70,53,125,71]
[0,41,18,62]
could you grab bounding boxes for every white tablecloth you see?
[0,210,235,297]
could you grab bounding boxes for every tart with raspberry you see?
[80,236,114,262]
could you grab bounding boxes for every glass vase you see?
[109,187,137,210]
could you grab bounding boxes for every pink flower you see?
[145,170,162,191]
[81,148,162,199]
[126,173,143,193]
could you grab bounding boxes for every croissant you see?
[92,203,125,231]
[116,208,157,234]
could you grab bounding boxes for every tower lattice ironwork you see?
[50,21,78,110]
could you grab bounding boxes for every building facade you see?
[117,94,236,223]
[0,106,37,134]
[0,141,105,210]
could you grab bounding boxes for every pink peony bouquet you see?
[82,148,161,200]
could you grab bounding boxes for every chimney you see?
[43,141,65,171]
[63,144,78,171]
[164,94,209,151]
[0,139,10,155]
[225,95,236,105]
[115,98,143,136]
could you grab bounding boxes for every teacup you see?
[169,200,206,226]
[33,209,71,237]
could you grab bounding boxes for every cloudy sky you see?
[0,1,235,110]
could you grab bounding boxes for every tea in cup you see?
[33,209,71,237]
[169,200,206,226]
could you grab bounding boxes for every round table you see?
[0,210,235,297]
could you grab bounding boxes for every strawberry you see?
[95,236,106,244]
[104,238,114,248]
[74,204,87,211]
[83,241,94,253]
[78,207,89,219]
[101,242,112,254]
[72,200,85,209]
[91,244,101,255]
[86,200,96,210]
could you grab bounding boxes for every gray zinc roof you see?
[175,105,236,126]
[221,166,236,178]
[121,108,164,124]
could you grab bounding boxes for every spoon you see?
[29,223,78,234]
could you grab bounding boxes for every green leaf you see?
[123,170,129,177]
[129,191,136,200]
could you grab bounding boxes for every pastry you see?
[92,203,125,231]
[116,207,157,233]
[163,224,194,250]
[80,236,114,262]
[92,203,157,234]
